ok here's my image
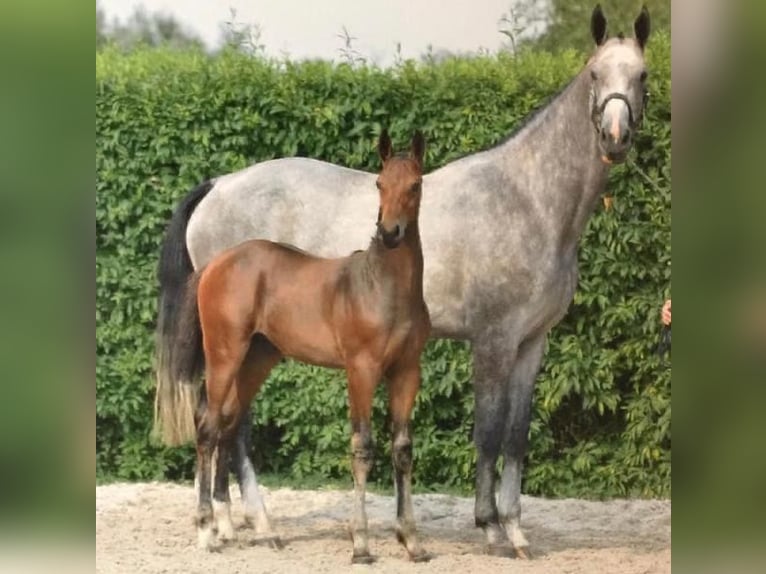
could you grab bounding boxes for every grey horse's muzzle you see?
[592,92,646,163]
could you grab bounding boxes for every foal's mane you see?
[274,241,312,256]
[350,233,388,260]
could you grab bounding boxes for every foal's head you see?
[587,4,651,163]
[375,130,425,249]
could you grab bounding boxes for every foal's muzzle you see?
[377,222,403,248]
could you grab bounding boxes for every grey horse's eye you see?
[639,70,648,83]
[590,69,598,81]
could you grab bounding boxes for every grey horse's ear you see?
[378,129,392,162]
[591,4,607,46]
[634,5,651,50]
[411,131,425,167]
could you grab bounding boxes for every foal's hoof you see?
[197,536,222,552]
[351,551,376,565]
[197,525,219,551]
[396,530,431,562]
[216,523,237,542]
[514,546,532,560]
[486,543,516,558]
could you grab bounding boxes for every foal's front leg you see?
[346,359,380,564]
[388,363,429,562]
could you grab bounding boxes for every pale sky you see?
[100,0,548,66]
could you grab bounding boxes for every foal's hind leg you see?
[195,397,225,550]
[387,361,429,562]
[193,391,217,550]
[196,337,250,550]
[211,391,240,543]
[345,357,381,564]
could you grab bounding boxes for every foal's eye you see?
[410,182,421,194]
[375,180,382,190]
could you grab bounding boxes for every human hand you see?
[661,299,671,326]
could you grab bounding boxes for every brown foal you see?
[188,131,430,562]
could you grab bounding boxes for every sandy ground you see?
[96,482,670,574]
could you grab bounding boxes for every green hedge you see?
[96,35,671,498]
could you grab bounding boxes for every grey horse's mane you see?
[441,75,579,165]
[492,77,578,148]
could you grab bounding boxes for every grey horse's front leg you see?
[472,336,517,557]
[497,336,546,559]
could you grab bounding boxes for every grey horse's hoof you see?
[514,546,532,559]
[351,551,376,565]
[267,536,284,550]
[250,535,284,550]
[486,543,516,558]
[409,550,432,563]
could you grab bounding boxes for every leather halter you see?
[591,89,648,134]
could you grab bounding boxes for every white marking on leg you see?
[506,517,529,548]
[197,522,216,550]
[484,524,508,545]
[213,499,235,541]
[351,484,369,555]
[241,460,273,534]
[498,459,529,549]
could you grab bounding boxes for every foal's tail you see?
[153,180,213,446]
[154,271,205,445]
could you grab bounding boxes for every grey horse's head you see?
[587,4,651,164]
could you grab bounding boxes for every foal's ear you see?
[634,5,651,50]
[410,131,425,167]
[378,129,392,162]
[590,4,607,46]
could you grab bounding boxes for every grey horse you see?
[155,4,652,558]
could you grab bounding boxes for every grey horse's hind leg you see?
[230,409,255,516]
[472,336,517,557]
[230,404,282,548]
[497,336,546,559]
[227,336,283,547]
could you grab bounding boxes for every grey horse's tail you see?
[153,180,213,446]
